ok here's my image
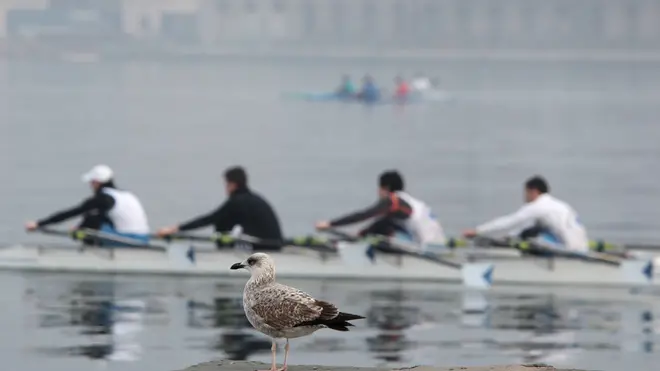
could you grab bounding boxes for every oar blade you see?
[166,243,196,267]
[620,259,654,285]
[460,262,495,289]
[336,241,373,266]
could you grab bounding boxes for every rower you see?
[411,73,431,92]
[393,75,410,100]
[429,77,441,90]
[156,166,284,251]
[315,170,446,251]
[335,74,356,98]
[356,74,380,103]
[25,164,150,246]
[462,175,589,252]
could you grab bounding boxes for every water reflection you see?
[20,274,660,370]
[32,280,149,361]
[187,297,271,360]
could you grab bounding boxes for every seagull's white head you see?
[230,252,275,282]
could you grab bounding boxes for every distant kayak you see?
[282,89,452,104]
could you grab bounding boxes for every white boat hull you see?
[0,243,657,288]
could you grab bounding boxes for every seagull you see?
[230,253,365,371]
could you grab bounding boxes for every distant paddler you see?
[156,166,284,251]
[335,74,356,98]
[410,73,431,92]
[462,175,589,252]
[315,170,446,251]
[393,75,411,101]
[355,74,380,103]
[25,164,150,246]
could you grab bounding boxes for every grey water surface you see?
[1,58,660,371]
[2,271,659,371]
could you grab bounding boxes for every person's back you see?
[224,188,283,247]
[101,187,149,235]
[394,191,446,246]
[529,193,587,250]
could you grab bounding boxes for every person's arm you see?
[329,198,392,227]
[178,200,235,232]
[36,194,114,227]
[475,203,539,236]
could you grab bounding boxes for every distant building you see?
[0,0,658,56]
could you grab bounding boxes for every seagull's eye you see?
[247,257,256,266]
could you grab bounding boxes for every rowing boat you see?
[282,89,452,104]
[0,241,657,289]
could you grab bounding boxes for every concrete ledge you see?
[178,360,596,371]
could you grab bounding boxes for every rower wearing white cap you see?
[462,175,589,252]
[25,164,150,245]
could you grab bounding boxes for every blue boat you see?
[282,90,451,105]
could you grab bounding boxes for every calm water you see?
[2,272,659,371]
[1,58,660,371]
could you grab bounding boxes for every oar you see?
[465,235,624,266]
[466,235,654,285]
[323,228,462,268]
[447,236,659,255]
[321,228,494,289]
[154,226,338,254]
[589,240,660,253]
[34,227,196,265]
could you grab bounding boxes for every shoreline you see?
[3,44,660,63]
[178,360,596,371]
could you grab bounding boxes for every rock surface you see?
[177,360,596,371]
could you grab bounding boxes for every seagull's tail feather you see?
[335,312,366,322]
[324,312,366,332]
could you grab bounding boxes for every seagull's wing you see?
[250,284,338,329]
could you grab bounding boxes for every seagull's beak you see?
[230,262,245,270]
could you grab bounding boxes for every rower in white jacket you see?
[462,176,589,252]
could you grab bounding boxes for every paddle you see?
[34,227,196,265]
[465,235,654,285]
[154,226,338,254]
[465,235,624,265]
[447,236,658,256]
[321,228,494,289]
[589,240,660,253]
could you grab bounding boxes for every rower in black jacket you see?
[156,166,284,251]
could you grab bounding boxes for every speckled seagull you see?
[230,252,365,371]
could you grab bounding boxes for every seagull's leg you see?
[277,339,290,371]
[257,339,277,371]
